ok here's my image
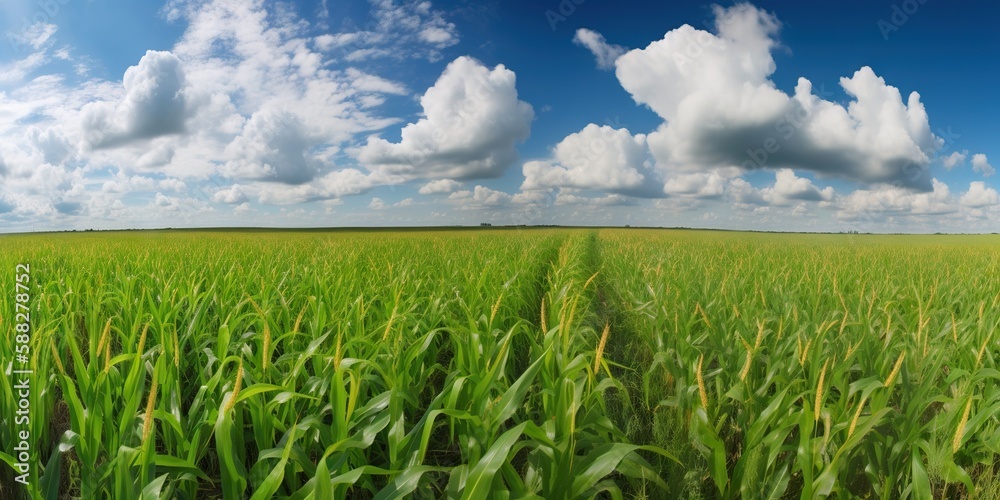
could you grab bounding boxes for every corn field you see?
[1,229,999,498]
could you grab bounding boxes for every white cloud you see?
[313,0,458,62]
[943,150,966,170]
[0,51,50,85]
[449,185,513,207]
[419,179,462,194]
[345,67,408,95]
[727,178,767,206]
[573,28,626,70]
[25,127,73,166]
[766,169,834,204]
[358,56,533,181]
[663,172,727,198]
[972,154,995,177]
[960,181,999,208]
[555,192,634,206]
[252,168,391,205]
[315,33,358,51]
[0,23,60,85]
[152,192,183,211]
[609,4,941,190]
[367,195,413,210]
[8,22,58,51]
[836,179,956,221]
[511,190,551,205]
[521,124,657,196]
[213,184,249,204]
[80,50,192,148]
[102,175,158,194]
[223,109,319,184]
[369,197,387,210]
[159,178,187,191]
[420,27,454,45]
[726,169,833,208]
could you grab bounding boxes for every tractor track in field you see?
[590,230,680,498]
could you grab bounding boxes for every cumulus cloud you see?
[609,3,941,190]
[80,50,192,148]
[252,168,391,205]
[836,179,955,221]
[369,197,387,210]
[521,124,657,196]
[766,169,834,203]
[368,196,414,210]
[727,178,766,206]
[573,28,626,70]
[449,185,513,207]
[943,151,966,170]
[972,154,995,177]
[960,181,999,208]
[358,56,534,181]
[213,184,249,204]
[27,127,74,166]
[663,172,727,198]
[726,169,833,208]
[555,192,634,206]
[152,192,182,211]
[419,179,462,194]
[102,175,158,194]
[224,109,319,184]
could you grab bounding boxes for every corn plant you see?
[2,229,999,498]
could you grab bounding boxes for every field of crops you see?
[1,228,999,499]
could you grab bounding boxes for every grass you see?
[0,228,998,498]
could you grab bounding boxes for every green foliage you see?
[0,229,998,498]
[598,229,1000,498]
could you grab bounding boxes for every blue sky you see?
[0,0,998,232]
